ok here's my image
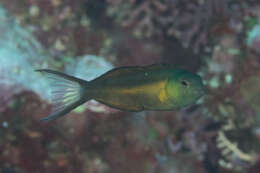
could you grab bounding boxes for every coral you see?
[0,4,52,100]
[0,3,117,111]
[1,0,260,173]
[247,23,260,55]
[216,120,258,171]
[65,55,114,81]
[203,53,260,171]
[107,0,245,53]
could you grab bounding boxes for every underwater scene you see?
[0,0,260,173]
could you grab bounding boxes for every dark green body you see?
[38,64,204,121]
[86,65,204,111]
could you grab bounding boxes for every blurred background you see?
[0,0,260,173]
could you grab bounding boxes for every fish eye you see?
[181,80,189,87]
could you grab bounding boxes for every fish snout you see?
[194,86,206,97]
[198,86,207,97]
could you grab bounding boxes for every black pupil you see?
[181,80,188,86]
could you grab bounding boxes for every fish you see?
[36,64,205,121]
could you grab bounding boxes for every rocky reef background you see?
[1,0,260,173]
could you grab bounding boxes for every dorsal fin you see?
[145,64,169,70]
[93,64,169,81]
[105,66,144,77]
[92,66,144,81]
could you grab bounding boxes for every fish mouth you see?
[198,87,207,99]
[201,86,208,95]
[195,86,206,98]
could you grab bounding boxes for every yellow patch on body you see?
[118,80,168,103]
[158,86,167,102]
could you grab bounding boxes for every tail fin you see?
[36,69,89,121]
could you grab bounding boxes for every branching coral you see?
[216,119,258,171]
[107,0,245,53]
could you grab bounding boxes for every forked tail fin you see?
[36,69,89,121]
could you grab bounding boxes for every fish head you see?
[166,69,205,108]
